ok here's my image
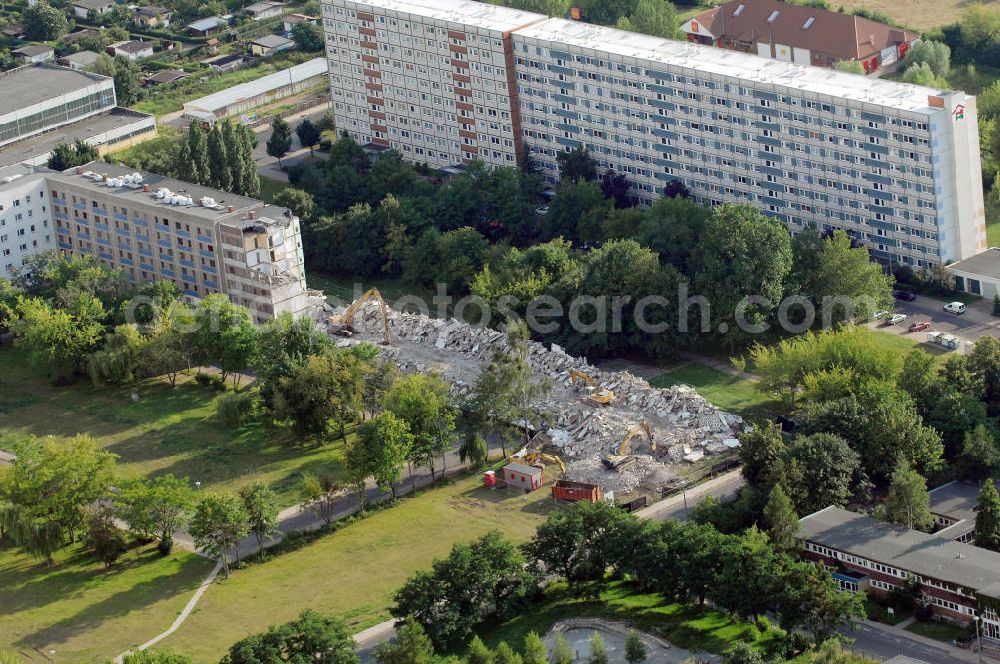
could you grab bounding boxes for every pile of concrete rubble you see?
[318,301,745,495]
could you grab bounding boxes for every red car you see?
[909,321,930,333]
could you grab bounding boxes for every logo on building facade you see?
[953,104,966,121]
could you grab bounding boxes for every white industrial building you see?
[322,0,987,267]
[0,64,156,169]
[182,57,328,121]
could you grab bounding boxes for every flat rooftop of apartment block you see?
[0,163,53,185]
[51,161,293,225]
[342,0,544,32]
[515,17,950,114]
[798,506,1000,598]
[0,64,111,116]
[0,108,154,169]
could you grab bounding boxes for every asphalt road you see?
[844,621,976,664]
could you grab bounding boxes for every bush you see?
[194,372,226,391]
[217,391,256,427]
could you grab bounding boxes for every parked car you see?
[885,313,907,326]
[535,206,549,216]
[909,321,930,333]
[894,290,917,302]
[873,310,889,321]
[944,302,967,315]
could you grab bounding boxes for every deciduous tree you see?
[239,482,279,555]
[189,493,249,577]
[884,458,933,531]
[976,481,1000,552]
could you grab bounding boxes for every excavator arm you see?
[329,288,390,345]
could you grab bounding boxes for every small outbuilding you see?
[249,34,294,57]
[502,462,543,493]
[946,247,1000,300]
[13,44,54,64]
[187,16,223,36]
[243,0,283,20]
[59,49,101,70]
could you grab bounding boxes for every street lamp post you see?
[49,649,56,664]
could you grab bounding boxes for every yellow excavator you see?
[329,288,390,345]
[568,369,615,406]
[602,420,654,471]
[506,448,567,476]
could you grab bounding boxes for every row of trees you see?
[286,139,893,357]
[174,120,260,197]
[393,502,864,659]
[736,325,1000,549]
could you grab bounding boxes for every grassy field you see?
[649,362,779,419]
[480,580,782,657]
[905,619,970,643]
[0,347,348,507]
[868,328,952,361]
[305,270,439,313]
[155,474,553,661]
[258,176,293,204]
[0,543,214,664]
[833,0,1000,30]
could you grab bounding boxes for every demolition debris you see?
[317,301,745,495]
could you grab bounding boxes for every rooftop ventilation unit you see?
[767,10,780,23]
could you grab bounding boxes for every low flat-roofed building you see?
[0,108,157,170]
[108,40,155,60]
[202,53,246,72]
[929,480,999,543]
[59,50,101,70]
[72,0,113,19]
[146,69,188,86]
[182,57,327,120]
[0,64,116,147]
[798,505,1000,641]
[244,0,283,20]
[188,15,223,36]
[249,34,294,57]
[13,44,54,64]
[135,6,172,28]
[946,247,1000,299]
[47,161,311,322]
[283,13,316,36]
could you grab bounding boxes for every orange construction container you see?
[551,479,603,503]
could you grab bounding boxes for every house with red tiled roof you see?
[681,0,918,73]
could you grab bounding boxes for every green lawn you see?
[258,176,293,204]
[155,474,553,662]
[865,598,912,626]
[305,270,439,313]
[0,543,214,664]
[868,329,952,362]
[0,347,348,507]
[480,580,782,657]
[649,362,779,419]
[905,619,971,643]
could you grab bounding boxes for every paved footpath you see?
[115,445,496,662]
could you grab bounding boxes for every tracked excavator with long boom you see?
[329,287,391,345]
[602,420,654,471]
[568,369,615,406]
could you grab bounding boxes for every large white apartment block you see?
[322,0,543,168]
[1,162,311,324]
[322,0,986,267]
[0,165,55,275]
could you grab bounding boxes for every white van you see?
[943,302,966,315]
